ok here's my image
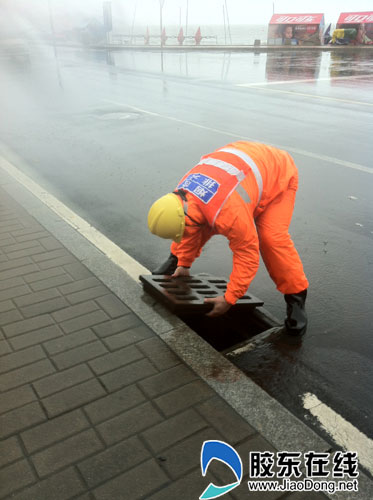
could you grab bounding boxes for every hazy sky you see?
[62,0,373,26]
[4,0,373,32]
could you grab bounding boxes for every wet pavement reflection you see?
[1,44,373,445]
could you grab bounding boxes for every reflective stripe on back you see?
[218,147,263,202]
[196,157,245,181]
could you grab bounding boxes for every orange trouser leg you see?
[255,189,309,294]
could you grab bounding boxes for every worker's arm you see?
[170,199,214,268]
[216,209,260,305]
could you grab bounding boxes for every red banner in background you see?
[337,12,373,24]
[269,14,324,25]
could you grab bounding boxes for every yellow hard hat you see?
[147,193,185,243]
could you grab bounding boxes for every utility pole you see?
[223,4,227,45]
[185,0,189,37]
[47,0,57,57]
[160,0,165,47]
[130,2,137,45]
[224,0,232,45]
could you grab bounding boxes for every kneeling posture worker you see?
[147,141,309,336]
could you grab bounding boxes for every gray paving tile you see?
[0,284,31,302]
[39,236,63,251]
[0,299,14,313]
[154,379,215,417]
[30,273,73,291]
[97,401,163,445]
[24,266,66,283]
[8,467,85,500]
[52,341,108,370]
[78,435,151,488]
[32,248,71,262]
[42,379,106,418]
[2,239,42,254]
[141,409,208,453]
[60,310,109,334]
[0,340,11,356]
[14,288,61,307]
[0,263,39,280]
[147,469,210,500]
[0,276,24,291]
[93,314,141,338]
[84,384,146,425]
[0,385,37,414]
[65,286,110,305]
[0,437,23,468]
[0,345,45,374]
[58,277,102,295]
[33,364,94,398]
[196,396,257,444]
[64,262,92,280]
[20,297,70,319]
[137,337,180,370]
[0,359,55,391]
[88,345,144,375]
[0,459,36,498]
[52,300,99,323]
[139,363,197,398]
[21,409,90,453]
[10,324,63,350]
[0,308,23,326]
[100,358,158,392]
[43,328,97,355]
[93,459,169,500]
[0,402,46,439]
[160,427,223,480]
[103,324,154,350]
[38,255,77,269]
[31,429,104,477]
[3,314,54,338]
[7,244,47,260]
[95,294,130,318]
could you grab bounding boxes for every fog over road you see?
[1,45,372,452]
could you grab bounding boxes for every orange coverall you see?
[170,141,309,305]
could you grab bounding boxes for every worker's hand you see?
[172,266,190,278]
[205,295,231,317]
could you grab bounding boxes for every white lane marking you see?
[241,86,373,107]
[303,393,373,475]
[0,155,150,281]
[237,74,373,87]
[105,100,372,174]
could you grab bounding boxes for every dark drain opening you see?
[140,274,281,353]
[179,307,279,353]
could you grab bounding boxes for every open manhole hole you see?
[140,274,280,353]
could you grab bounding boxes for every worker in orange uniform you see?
[147,141,309,336]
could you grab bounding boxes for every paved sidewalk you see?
[0,184,354,500]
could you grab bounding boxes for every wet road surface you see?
[1,45,372,453]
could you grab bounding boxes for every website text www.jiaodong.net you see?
[247,478,359,495]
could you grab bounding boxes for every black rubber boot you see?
[284,289,308,336]
[152,253,178,275]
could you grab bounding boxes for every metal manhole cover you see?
[140,274,264,314]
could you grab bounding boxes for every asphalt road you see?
[1,45,373,448]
